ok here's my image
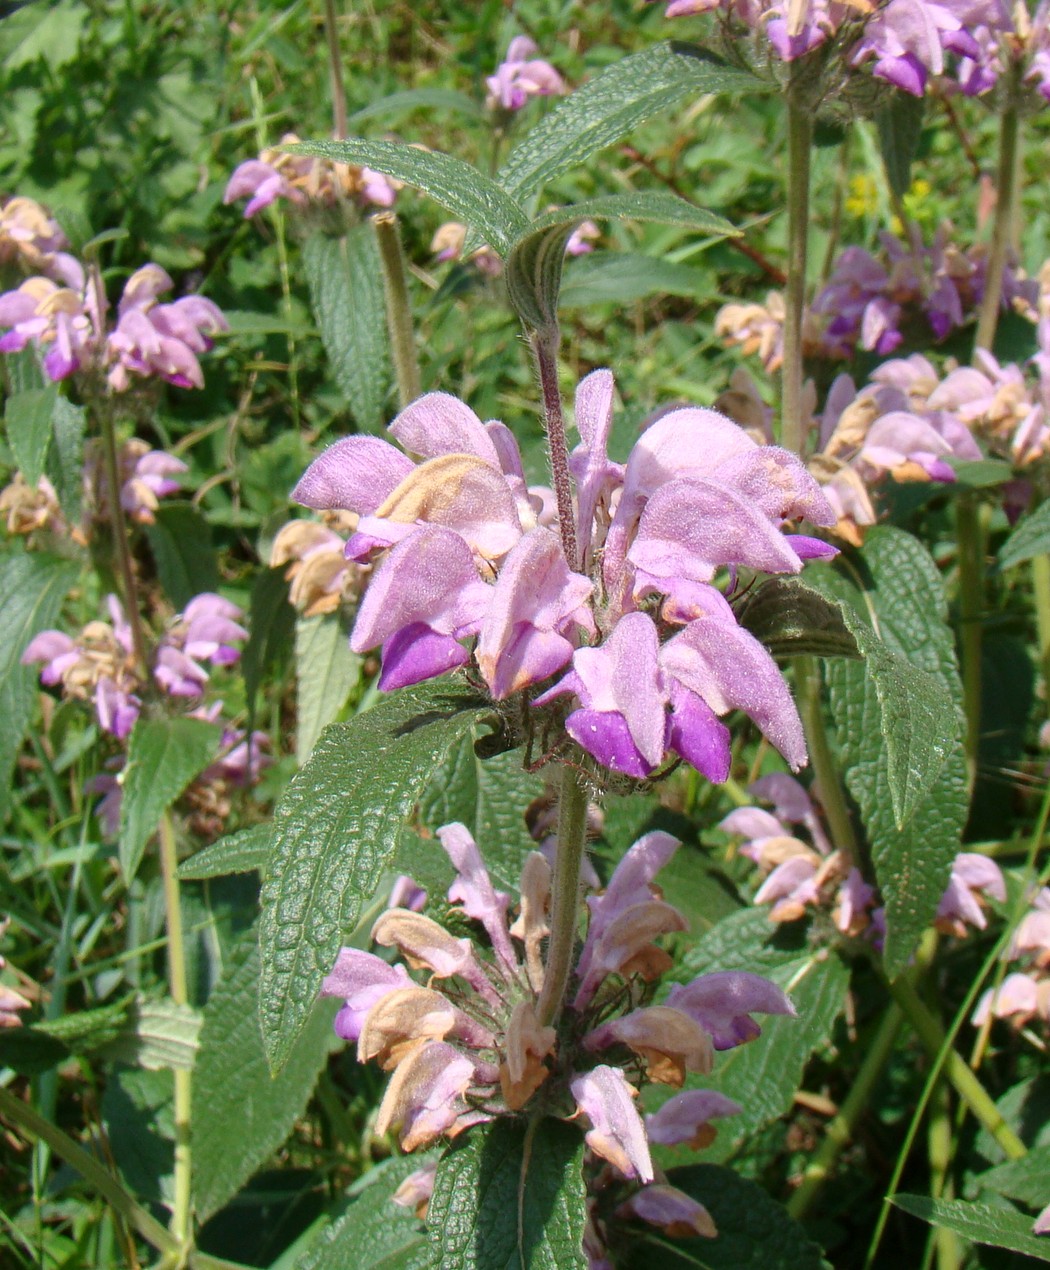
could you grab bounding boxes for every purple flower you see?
[485,37,565,111]
[570,1065,654,1182]
[665,970,796,1049]
[645,1089,742,1148]
[320,948,414,1042]
[224,159,306,218]
[936,852,1005,936]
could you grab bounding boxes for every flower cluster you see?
[655,0,1013,97]
[0,260,227,390]
[972,886,1050,1029]
[22,592,248,739]
[323,825,788,1251]
[293,373,838,783]
[0,196,78,280]
[224,132,398,219]
[717,228,1037,371]
[722,772,1006,941]
[485,36,565,111]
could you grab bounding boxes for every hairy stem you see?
[1032,554,1050,686]
[322,0,348,141]
[98,402,150,677]
[536,764,590,1027]
[973,71,1020,356]
[374,212,421,409]
[159,811,193,1248]
[780,93,812,456]
[530,328,579,570]
[787,1002,903,1220]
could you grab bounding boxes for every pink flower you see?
[485,37,565,111]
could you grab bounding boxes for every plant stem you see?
[98,402,150,677]
[794,655,858,859]
[1032,554,1050,685]
[780,93,812,456]
[159,811,193,1248]
[973,70,1020,356]
[0,1085,179,1258]
[887,973,1025,1160]
[928,1077,962,1270]
[536,763,590,1027]
[787,1002,903,1220]
[374,212,421,409]
[322,0,348,141]
[530,328,579,571]
[956,494,985,789]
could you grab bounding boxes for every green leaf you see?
[876,92,925,199]
[97,997,201,1071]
[349,87,484,126]
[736,578,862,661]
[119,717,222,883]
[302,227,391,435]
[810,528,969,976]
[426,1118,587,1270]
[299,1154,434,1270]
[241,566,296,708]
[976,1145,1050,1209]
[102,1066,175,1208]
[0,551,81,820]
[498,41,765,204]
[3,0,86,71]
[663,911,849,1163]
[999,499,1050,570]
[46,397,85,521]
[624,1164,828,1269]
[0,998,131,1076]
[949,458,1014,489]
[296,612,362,762]
[892,1196,1050,1261]
[192,932,336,1221]
[416,740,544,893]
[5,385,57,487]
[505,192,736,332]
[258,679,485,1071]
[177,824,272,880]
[292,140,528,256]
[143,502,220,609]
[560,251,709,307]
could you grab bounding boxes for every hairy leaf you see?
[349,87,484,125]
[300,1154,435,1270]
[426,1118,587,1270]
[736,577,862,661]
[119,717,222,883]
[876,92,925,199]
[975,1145,1050,1209]
[999,498,1050,570]
[505,192,735,331]
[560,251,709,307]
[46,396,85,521]
[102,1067,174,1208]
[810,528,969,977]
[624,1164,827,1269]
[302,227,391,434]
[259,679,485,1070]
[296,611,361,761]
[0,551,80,820]
[0,998,130,1076]
[498,41,764,203]
[293,140,528,255]
[241,566,296,708]
[177,824,273,880]
[892,1196,1050,1261]
[97,997,201,1071]
[193,933,336,1220]
[416,740,543,892]
[5,384,57,486]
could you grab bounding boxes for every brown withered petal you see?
[585,1006,714,1087]
[371,909,474,979]
[509,851,551,993]
[374,1039,477,1152]
[499,1000,556,1111]
[357,987,458,1071]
